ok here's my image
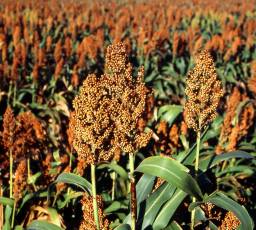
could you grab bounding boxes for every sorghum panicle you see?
[71,42,152,167]
[184,50,223,132]
[13,159,27,201]
[79,195,110,230]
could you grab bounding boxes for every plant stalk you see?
[91,163,100,230]
[9,149,13,199]
[0,185,3,229]
[191,130,201,229]
[111,171,116,201]
[27,158,37,191]
[129,153,136,230]
[67,150,73,200]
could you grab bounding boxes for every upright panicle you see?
[71,42,151,168]
[184,50,223,132]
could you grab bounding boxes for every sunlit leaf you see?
[136,156,203,200]
[54,173,91,194]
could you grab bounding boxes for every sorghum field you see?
[0,0,255,229]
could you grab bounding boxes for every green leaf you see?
[98,162,128,179]
[3,205,12,230]
[0,197,14,207]
[19,191,48,213]
[105,201,128,213]
[199,151,253,171]
[158,105,183,125]
[136,174,155,204]
[27,172,42,184]
[27,220,63,230]
[177,127,209,164]
[190,192,254,230]
[216,165,254,177]
[114,224,131,230]
[153,189,187,230]
[54,173,91,194]
[136,156,203,200]
[57,191,84,209]
[139,183,176,229]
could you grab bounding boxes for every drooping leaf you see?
[98,162,128,179]
[189,192,254,230]
[136,156,203,200]
[158,105,183,125]
[104,201,128,213]
[0,197,14,207]
[54,172,91,194]
[199,151,253,171]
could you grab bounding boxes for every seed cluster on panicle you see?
[220,211,240,230]
[79,195,110,230]
[247,60,256,95]
[2,107,16,150]
[184,50,223,132]
[1,107,45,161]
[13,159,27,201]
[216,87,254,154]
[71,42,152,167]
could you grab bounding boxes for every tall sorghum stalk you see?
[184,51,223,229]
[0,186,3,228]
[129,153,136,230]
[9,148,13,199]
[91,164,100,230]
[191,130,201,229]
[10,147,15,228]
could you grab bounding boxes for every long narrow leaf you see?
[205,192,254,230]
[139,183,176,229]
[98,162,128,179]
[199,151,253,171]
[190,192,254,230]
[136,156,203,200]
[0,197,14,207]
[153,189,187,230]
[54,172,91,194]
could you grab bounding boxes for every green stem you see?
[129,153,136,230]
[7,82,12,106]
[0,185,3,227]
[111,172,116,201]
[91,164,100,230]
[67,151,73,199]
[12,82,17,107]
[27,158,37,191]
[11,200,16,228]
[9,149,13,199]
[191,131,201,230]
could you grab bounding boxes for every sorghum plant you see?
[71,42,151,230]
[184,50,223,229]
